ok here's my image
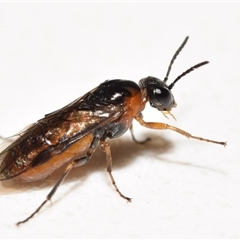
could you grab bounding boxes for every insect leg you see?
[16,161,76,226]
[135,115,226,146]
[130,124,151,144]
[16,134,100,226]
[100,140,132,202]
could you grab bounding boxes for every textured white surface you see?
[0,2,239,238]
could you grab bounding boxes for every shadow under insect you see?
[0,132,173,193]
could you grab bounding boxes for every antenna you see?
[164,36,189,83]
[168,61,209,90]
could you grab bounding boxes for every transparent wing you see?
[0,92,124,180]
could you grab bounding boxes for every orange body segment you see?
[14,133,94,182]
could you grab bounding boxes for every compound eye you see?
[153,87,173,108]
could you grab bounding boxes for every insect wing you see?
[0,92,124,181]
[0,124,43,180]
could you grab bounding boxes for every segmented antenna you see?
[164,36,189,83]
[168,61,209,90]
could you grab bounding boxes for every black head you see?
[139,76,176,111]
[139,37,209,113]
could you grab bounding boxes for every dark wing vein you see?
[0,100,124,180]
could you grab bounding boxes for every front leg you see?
[129,124,151,144]
[135,115,226,146]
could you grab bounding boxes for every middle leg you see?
[100,140,131,202]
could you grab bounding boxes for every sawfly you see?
[0,36,226,225]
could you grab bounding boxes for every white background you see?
[0,2,239,238]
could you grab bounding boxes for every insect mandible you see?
[0,36,226,225]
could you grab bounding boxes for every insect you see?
[0,36,226,226]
